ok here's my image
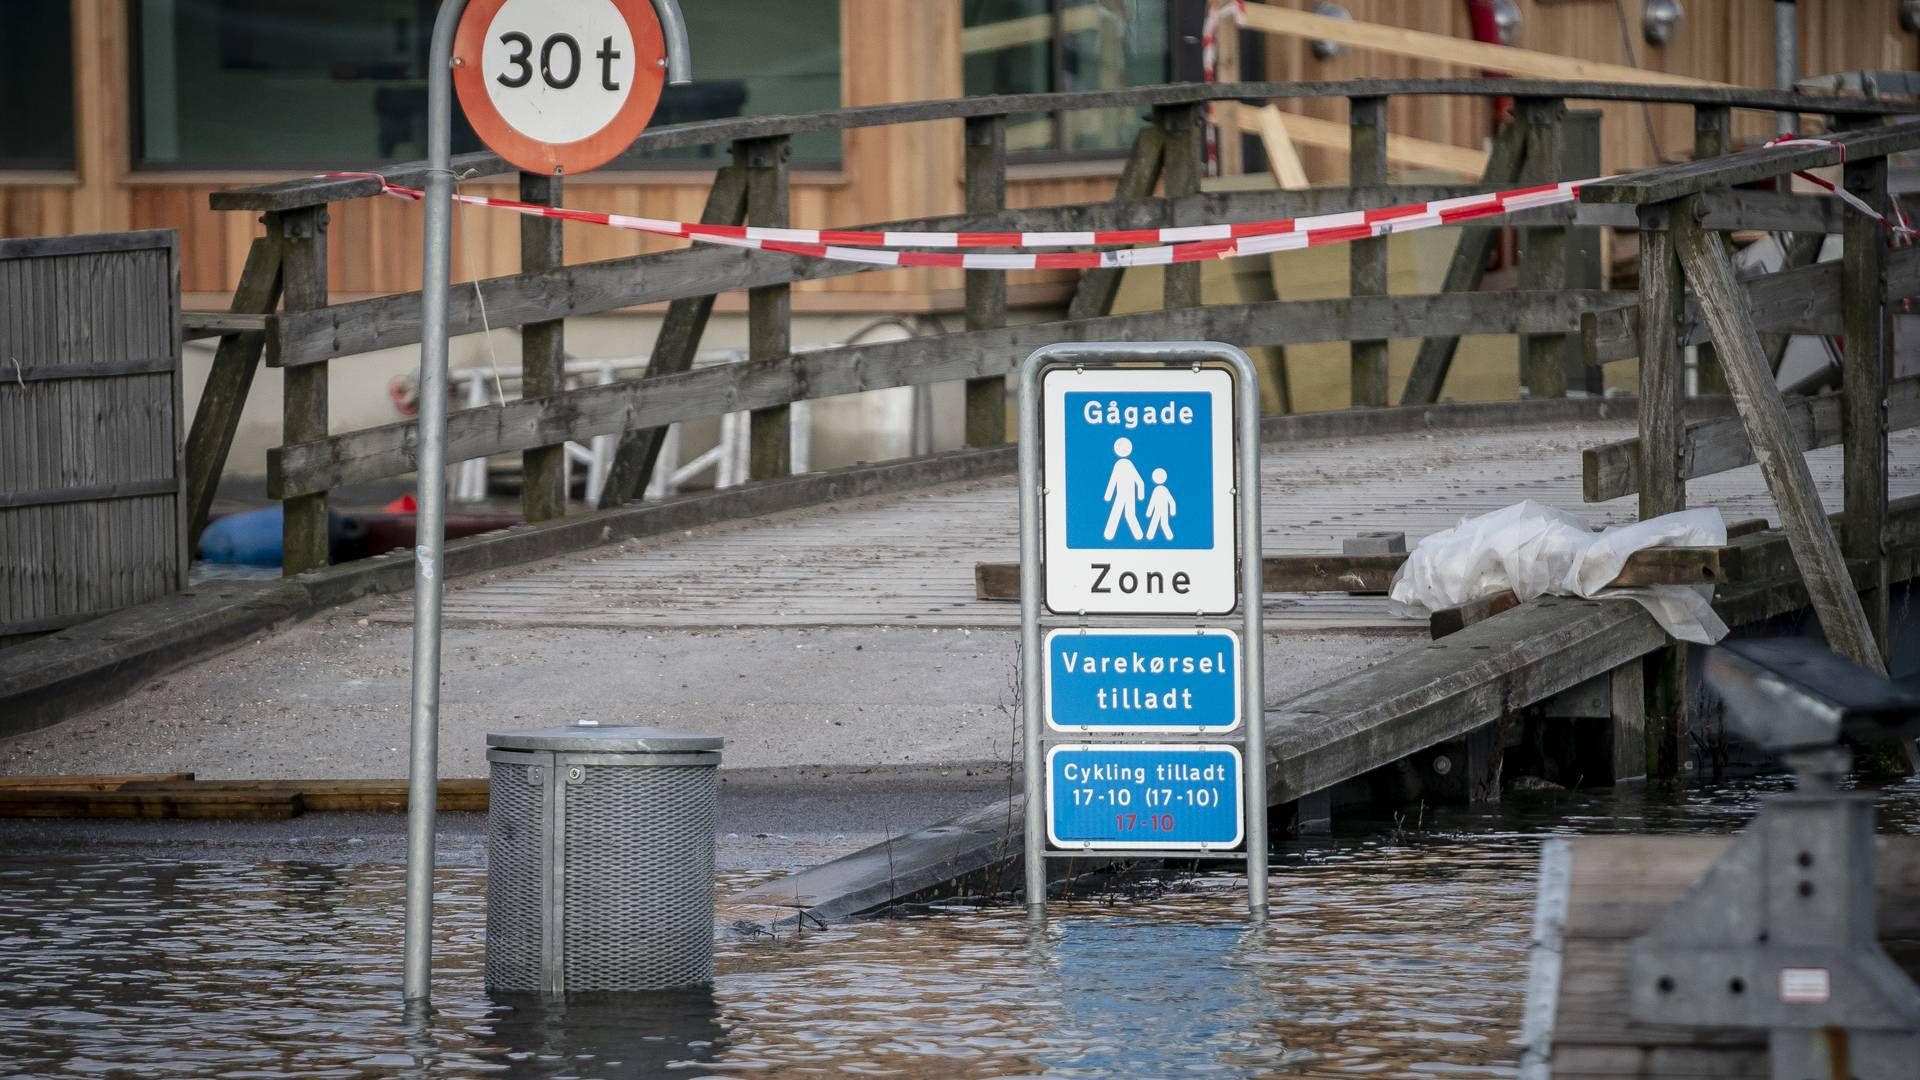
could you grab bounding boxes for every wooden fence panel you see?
[0,231,184,643]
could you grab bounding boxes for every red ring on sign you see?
[453,0,667,177]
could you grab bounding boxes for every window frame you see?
[0,1,80,173]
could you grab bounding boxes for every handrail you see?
[210,78,1913,212]
[1582,119,1920,205]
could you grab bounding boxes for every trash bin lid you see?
[486,725,724,754]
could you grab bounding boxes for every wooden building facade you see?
[1,0,1914,315]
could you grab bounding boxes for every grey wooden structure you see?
[0,231,186,646]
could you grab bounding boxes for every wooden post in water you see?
[1399,119,1529,406]
[1066,125,1164,321]
[598,153,750,508]
[745,135,792,481]
[1636,201,1688,778]
[1842,140,1892,659]
[183,232,284,547]
[1348,95,1389,407]
[1158,102,1204,311]
[1673,198,1884,674]
[1517,97,1567,399]
[280,206,330,575]
[519,172,566,522]
[963,114,1008,447]
[1691,105,1733,396]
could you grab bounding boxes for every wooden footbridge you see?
[6,79,1920,927]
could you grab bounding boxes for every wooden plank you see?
[0,477,179,510]
[116,777,489,812]
[0,790,301,820]
[1158,103,1205,312]
[182,234,283,546]
[1583,374,1920,502]
[1581,118,1920,205]
[0,773,193,792]
[519,173,566,524]
[1348,95,1389,408]
[267,290,1631,497]
[974,547,1729,601]
[1672,205,1884,673]
[1068,125,1152,319]
[1213,102,1486,177]
[963,115,1008,448]
[1843,149,1892,658]
[278,207,330,576]
[180,312,268,341]
[1609,660,1646,784]
[1400,119,1530,406]
[1636,210,1686,783]
[1690,106,1734,396]
[6,358,177,382]
[1235,6,1725,88]
[1428,591,1521,638]
[1518,98,1569,399]
[745,136,791,482]
[596,159,750,509]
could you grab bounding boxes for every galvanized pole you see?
[1018,352,1047,920]
[1773,0,1798,136]
[1231,348,1268,921]
[404,0,469,1007]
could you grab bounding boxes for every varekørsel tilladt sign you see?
[454,0,667,176]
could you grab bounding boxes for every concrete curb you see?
[0,397,1637,740]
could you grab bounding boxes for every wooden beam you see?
[1251,105,1309,189]
[973,546,1732,601]
[183,234,283,547]
[1581,119,1920,205]
[1690,106,1735,396]
[1213,102,1486,177]
[278,207,330,576]
[0,790,301,820]
[964,115,1009,448]
[596,158,750,509]
[1064,125,1164,322]
[1843,149,1893,660]
[1349,95,1389,408]
[1236,4,1724,89]
[1583,374,1920,502]
[1672,204,1883,673]
[519,172,567,523]
[181,312,269,341]
[267,290,1628,498]
[1158,103,1205,311]
[745,136,792,482]
[1401,118,1530,406]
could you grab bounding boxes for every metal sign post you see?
[406,0,689,1006]
[1018,341,1268,922]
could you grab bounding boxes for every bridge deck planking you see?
[391,424,1920,633]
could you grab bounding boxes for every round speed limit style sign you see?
[453,0,668,176]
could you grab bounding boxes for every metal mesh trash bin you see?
[485,726,721,993]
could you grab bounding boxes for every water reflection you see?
[0,780,1914,1078]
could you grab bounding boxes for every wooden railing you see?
[186,78,1914,579]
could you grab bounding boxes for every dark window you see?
[132,0,843,170]
[962,0,1173,156]
[0,3,77,169]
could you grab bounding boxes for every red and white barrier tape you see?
[347,171,1587,270]
[1764,136,1916,246]
[319,136,1906,273]
[1199,0,1247,176]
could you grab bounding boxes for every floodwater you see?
[4,781,1919,1079]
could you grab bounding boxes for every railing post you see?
[964,114,1008,448]
[1347,94,1388,407]
[1841,147,1891,658]
[519,172,566,521]
[279,206,330,575]
[1563,111,1604,395]
[1157,102,1205,311]
[1636,200,1687,779]
[1516,97,1567,399]
[744,135,792,481]
[1691,105,1734,396]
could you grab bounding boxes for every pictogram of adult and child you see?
[1101,437,1178,542]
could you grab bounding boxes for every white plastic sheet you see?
[1387,500,1729,644]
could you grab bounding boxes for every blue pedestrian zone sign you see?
[1042,367,1236,615]
[1044,628,1240,733]
[1046,744,1245,851]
